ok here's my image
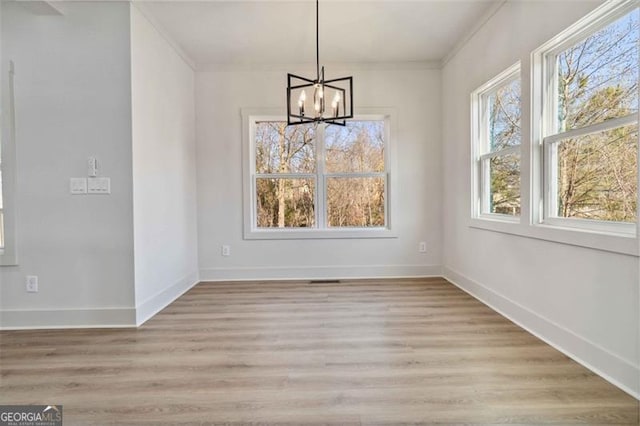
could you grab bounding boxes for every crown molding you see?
[196,60,441,72]
[441,0,507,68]
[15,0,63,15]
[130,1,197,71]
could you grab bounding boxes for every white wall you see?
[0,2,136,327]
[442,0,639,396]
[130,5,198,325]
[196,65,442,280]
[1,0,635,401]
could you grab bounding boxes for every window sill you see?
[476,213,520,224]
[469,217,638,257]
[244,227,398,240]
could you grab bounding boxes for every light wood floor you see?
[1,278,638,425]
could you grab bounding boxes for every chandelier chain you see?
[316,0,320,81]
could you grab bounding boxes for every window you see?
[469,2,638,254]
[471,63,522,220]
[538,3,638,235]
[243,111,394,239]
[0,60,17,265]
[0,129,4,250]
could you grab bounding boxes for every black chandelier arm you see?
[285,0,353,127]
[287,115,348,127]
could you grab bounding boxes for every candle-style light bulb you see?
[331,92,340,117]
[298,90,306,116]
[313,83,325,116]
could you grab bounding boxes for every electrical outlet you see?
[70,178,87,194]
[418,242,427,253]
[222,245,231,256]
[87,177,111,194]
[26,276,38,293]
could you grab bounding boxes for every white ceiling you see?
[137,1,501,68]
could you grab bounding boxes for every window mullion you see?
[542,46,559,224]
[480,157,490,214]
[477,92,488,216]
[544,139,557,220]
[316,124,326,229]
[547,53,559,137]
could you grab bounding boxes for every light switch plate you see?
[87,157,98,177]
[70,177,87,194]
[88,177,110,194]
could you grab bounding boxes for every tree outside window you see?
[548,8,638,224]
[472,64,522,219]
[252,119,389,232]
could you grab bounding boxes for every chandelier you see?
[286,0,353,126]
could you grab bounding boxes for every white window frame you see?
[469,1,638,257]
[242,108,397,240]
[533,0,639,239]
[471,62,522,223]
[0,60,18,266]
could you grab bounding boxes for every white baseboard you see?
[443,266,640,400]
[135,270,199,326]
[3,263,636,402]
[0,271,200,330]
[199,264,442,281]
[0,307,136,330]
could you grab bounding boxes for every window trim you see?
[533,0,639,239]
[470,62,522,223]
[241,108,397,240]
[0,60,18,266]
[469,1,639,257]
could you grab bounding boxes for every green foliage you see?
[490,154,520,216]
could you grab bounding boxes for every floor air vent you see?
[309,279,341,284]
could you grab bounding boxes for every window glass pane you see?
[557,9,639,131]
[325,121,385,173]
[488,153,521,216]
[488,78,521,152]
[326,177,385,227]
[256,178,315,228]
[555,124,637,222]
[255,122,316,174]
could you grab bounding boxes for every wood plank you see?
[1,278,637,425]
